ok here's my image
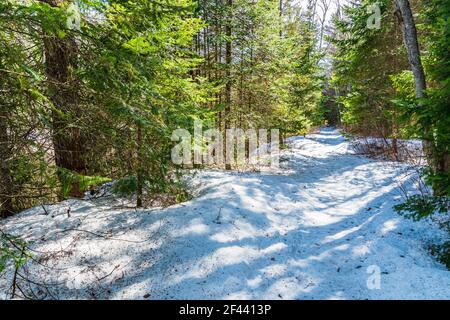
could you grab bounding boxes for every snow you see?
[1,127,449,300]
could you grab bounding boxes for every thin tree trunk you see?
[136,123,143,208]
[395,0,426,98]
[0,106,14,218]
[224,0,232,170]
[279,0,283,38]
[395,1,431,163]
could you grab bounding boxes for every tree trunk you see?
[42,0,87,198]
[395,0,426,98]
[395,2,432,168]
[0,106,14,218]
[279,0,283,38]
[136,123,143,208]
[224,0,232,170]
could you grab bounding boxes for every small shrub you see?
[0,231,30,273]
[395,195,450,269]
[394,195,450,221]
[430,241,450,269]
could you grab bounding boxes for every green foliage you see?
[111,174,191,204]
[169,181,193,203]
[57,168,111,198]
[394,194,450,221]
[195,0,324,138]
[390,71,415,100]
[430,241,450,269]
[0,0,328,213]
[418,0,450,195]
[0,231,30,273]
[398,188,450,269]
[424,168,450,196]
[330,0,410,137]
[1,0,212,210]
[111,176,138,196]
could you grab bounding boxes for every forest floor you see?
[1,128,450,300]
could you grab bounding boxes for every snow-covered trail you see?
[1,128,450,300]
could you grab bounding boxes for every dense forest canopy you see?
[0,0,325,214]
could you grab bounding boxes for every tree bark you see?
[0,106,14,218]
[41,0,87,198]
[394,2,429,156]
[224,0,232,170]
[136,123,143,208]
[395,0,427,98]
[279,0,283,38]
